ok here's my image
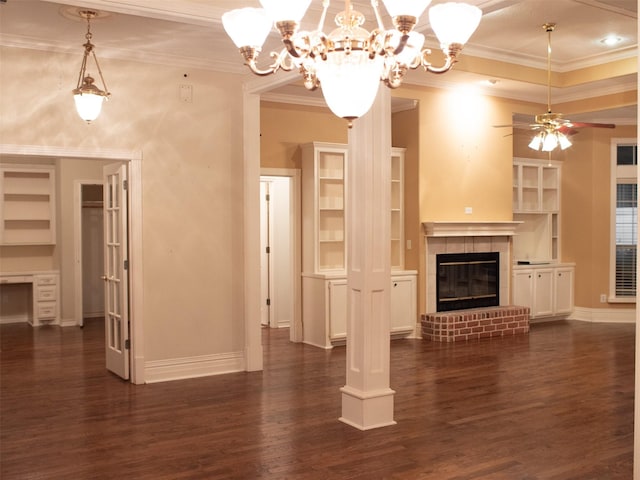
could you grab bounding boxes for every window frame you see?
[609,138,638,303]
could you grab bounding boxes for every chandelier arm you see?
[420,49,456,74]
[392,34,409,56]
[317,0,330,32]
[300,64,320,91]
[241,47,294,76]
[370,0,386,30]
[382,63,407,89]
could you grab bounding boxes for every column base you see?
[339,385,396,430]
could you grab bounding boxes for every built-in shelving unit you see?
[512,158,559,262]
[390,147,405,271]
[1,165,56,245]
[301,142,416,348]
[512,157,573,319]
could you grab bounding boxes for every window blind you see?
[615,183,637,297]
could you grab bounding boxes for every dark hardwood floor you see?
[1,319,634,479]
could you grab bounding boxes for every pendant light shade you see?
[73,76,108,122]
[316,50,384,125]
[73,11,110,123]
[222,7,272,48]
[429,2,482,47]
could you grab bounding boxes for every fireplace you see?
[423,221,522,314]
[436,252,499,312]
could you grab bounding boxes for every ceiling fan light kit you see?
[495,23,615,153]
[222,0,482,126]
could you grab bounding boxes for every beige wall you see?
[261,88,637,317]
[1,46,246,361]
[260,101,347,170]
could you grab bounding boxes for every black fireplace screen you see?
[436,252,499,312]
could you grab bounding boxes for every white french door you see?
[103,163,130,379]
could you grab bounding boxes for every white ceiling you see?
[1,0,637,124]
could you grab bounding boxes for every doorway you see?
[1,144,144,383]
[77,183,105,327]
[259,169,302,342]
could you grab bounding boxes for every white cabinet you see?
[512,264,574,319]
[328,278,347,339]
[512,158,560,262]
[0,271,60,326]
[0,164,56,245]
[302,272,417,348]
[33,273,59,325]
[390,274,417,334]
[554,266,574,315]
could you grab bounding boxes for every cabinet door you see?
[554,267,574,315]
[512,269,533,307]
[328,279,347,339]
[390,275,416,333]
[532,269,554,317]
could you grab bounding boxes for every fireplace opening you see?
[436,252,499,312]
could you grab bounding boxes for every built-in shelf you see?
[1,164,56,245]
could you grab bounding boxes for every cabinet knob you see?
[393,282,397,287]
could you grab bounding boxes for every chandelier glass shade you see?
[73,11,110,123]
[222,0,482,125]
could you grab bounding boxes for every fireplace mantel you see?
[422,221,522,238]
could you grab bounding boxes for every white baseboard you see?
[60,317,77,327]
[569,306,636,323]
[144,351,245,383]
[0,314,28,324]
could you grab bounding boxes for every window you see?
[611,141,637,301]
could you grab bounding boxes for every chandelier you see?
[222,0,482,126]
[73,10,110,123]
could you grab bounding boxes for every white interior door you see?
[103,163,130,379]
[260,180,271,326]
[260,176,293,329]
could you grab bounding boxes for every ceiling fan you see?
[495,23,615,152]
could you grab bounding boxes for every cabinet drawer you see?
[36,302,57,319]
[0,275,32,284]
[36,285,57,302]
[35,275,57,286]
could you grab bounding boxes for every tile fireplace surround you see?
[422,221,529,342]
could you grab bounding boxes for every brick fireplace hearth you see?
[422,221,530,342]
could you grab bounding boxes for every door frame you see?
[260,169,301,341]
[73,179,105,328]
[0,144,144,384]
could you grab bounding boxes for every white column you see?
[340,87,396,430]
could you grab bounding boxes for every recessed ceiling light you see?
[600,35,623,46]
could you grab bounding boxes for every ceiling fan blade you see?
[492,123,538,128]
[568,121,616,129]
[557,125,580,136]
